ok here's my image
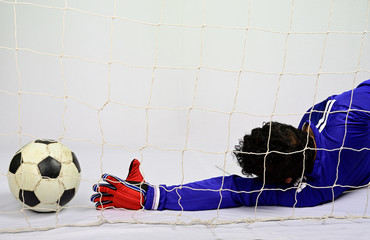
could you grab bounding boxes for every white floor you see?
[1,149,370,240]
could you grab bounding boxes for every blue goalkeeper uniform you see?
[144,80,370,211]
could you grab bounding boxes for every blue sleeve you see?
[144,175,346,211]
[298,79,370,129]
[298,96,335,129]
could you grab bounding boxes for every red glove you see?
[91,159,147,210]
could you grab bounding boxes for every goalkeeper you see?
[91,80,370,211]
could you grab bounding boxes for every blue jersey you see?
[144,80,370,211]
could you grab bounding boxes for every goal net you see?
[0,0,369,234]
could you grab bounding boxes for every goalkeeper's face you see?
[234,122,316,185]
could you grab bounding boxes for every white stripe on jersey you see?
[151,186,160,210]
[316,99,336,133]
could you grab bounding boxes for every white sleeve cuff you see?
[151,186,160,210]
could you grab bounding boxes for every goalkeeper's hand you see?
[91,159,148,210]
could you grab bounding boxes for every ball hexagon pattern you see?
[7,139,81,212]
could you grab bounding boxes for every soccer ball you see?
[7,139,81,212]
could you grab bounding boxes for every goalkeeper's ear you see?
[284,177,292,184]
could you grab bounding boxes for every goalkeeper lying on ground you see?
[91,80,370,211]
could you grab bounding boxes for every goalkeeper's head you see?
[234,121,316,185]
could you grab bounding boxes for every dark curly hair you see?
[234,122,316,184]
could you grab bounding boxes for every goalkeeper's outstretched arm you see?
[91,159,345,211]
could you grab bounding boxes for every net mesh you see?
[0,0,370,233]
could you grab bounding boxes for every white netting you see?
[0,0,370,234]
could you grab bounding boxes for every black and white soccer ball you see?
[7,139,81,212]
